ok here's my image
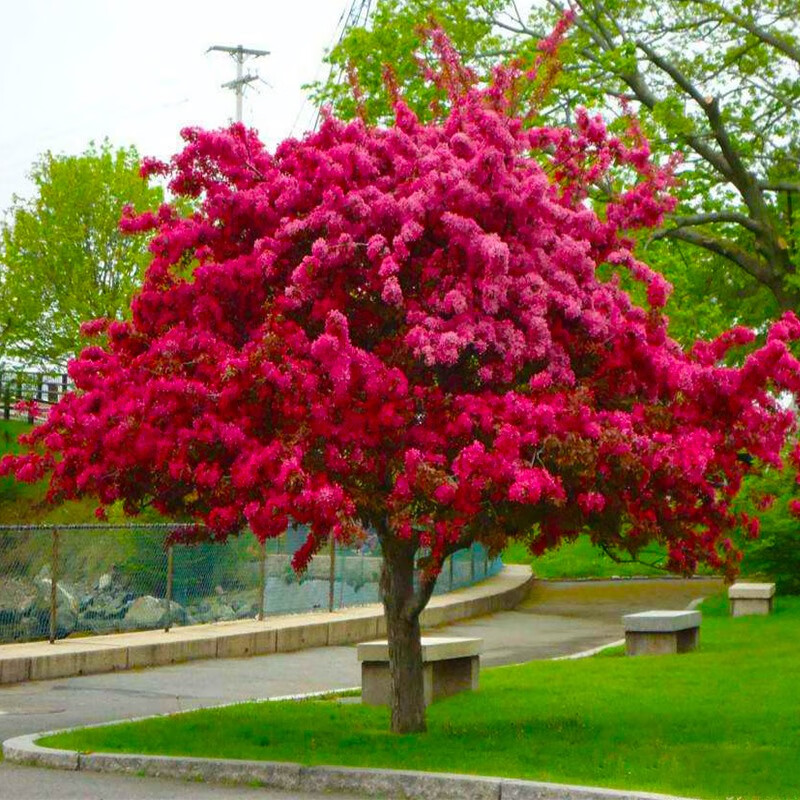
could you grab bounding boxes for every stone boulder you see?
[123,595,185,629]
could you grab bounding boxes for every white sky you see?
[0,0,351,212]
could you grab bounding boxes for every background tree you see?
[0,141,163,368]
[313,0,800,342]
[5,34,800,735]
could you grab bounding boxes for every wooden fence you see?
[0,369,73,422]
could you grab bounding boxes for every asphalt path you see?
[0,577,721,799]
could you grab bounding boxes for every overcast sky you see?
[0,0,351,212]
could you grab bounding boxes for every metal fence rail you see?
[0,524,501,645]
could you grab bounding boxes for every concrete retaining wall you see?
[0,564,533,685]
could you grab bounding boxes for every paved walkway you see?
[0,576,721,799]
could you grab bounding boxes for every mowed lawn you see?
[42,595,800,800]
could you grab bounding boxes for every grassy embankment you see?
[41,594,800,800]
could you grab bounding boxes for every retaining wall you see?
[0,564,533,684]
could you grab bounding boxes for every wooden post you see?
[257,539,266,620]
[164,545,174,632]
[49,529,59,644]
[328,537,336,612]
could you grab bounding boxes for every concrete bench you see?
[729,582,775,617]
[623,610,700,656]
[357,636,482,706]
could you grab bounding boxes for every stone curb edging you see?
[2,732,699,800]
[0,565,533,685]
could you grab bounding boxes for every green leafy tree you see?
[313,0,800,342]
[0,142,162,368]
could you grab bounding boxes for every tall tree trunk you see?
[380,536,427,734]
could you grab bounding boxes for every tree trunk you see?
[380,537,427,734]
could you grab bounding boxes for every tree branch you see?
[691,0,800,65]
[408,535,476,619]
[760,181,800,193]
[636,40,747,183]
[665,212,766,236]
[652,226,778,288]
[599,542,669,572]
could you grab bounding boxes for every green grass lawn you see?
[503,535,669,579]
[41,595,800,800]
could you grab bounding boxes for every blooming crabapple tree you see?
[5,31,800,733]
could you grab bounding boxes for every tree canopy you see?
[5,29,800,733]
[0,141,163,367]
[314,0,800,341]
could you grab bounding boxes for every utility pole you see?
[207,44,269,123]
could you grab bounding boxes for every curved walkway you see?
[0,575,721,799]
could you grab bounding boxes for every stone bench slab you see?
[357,636,482,663]
[728,582,775,599]
[623,610,700,633]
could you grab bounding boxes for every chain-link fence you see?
[0,524,502,645]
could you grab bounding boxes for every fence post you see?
[48,528,59,644]
[164,545,174,632]
[257,539,266,621]
[328,537,336,612]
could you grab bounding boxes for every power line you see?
[312,0,373,131]
[207,44,270,123]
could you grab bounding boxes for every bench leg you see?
[361,662,391,706]
[361,662,435,706]
[626,628,699,656]
[431,655,479,700]
[731,598,773,617]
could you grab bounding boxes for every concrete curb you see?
[2,732,699,800]
[0,565,533,685]
[551,639,625,661]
